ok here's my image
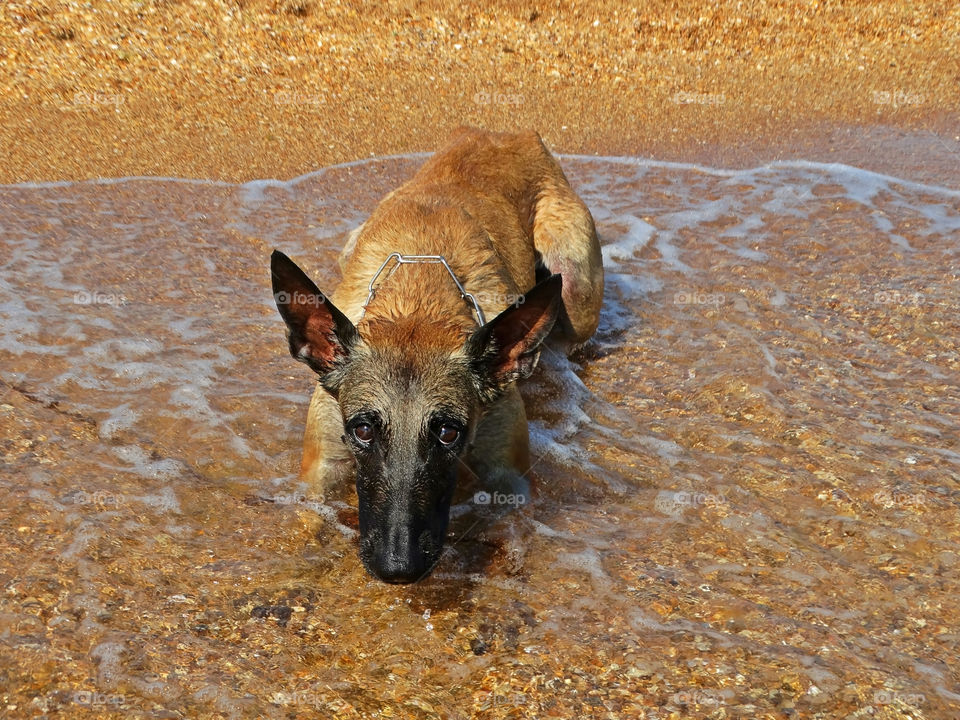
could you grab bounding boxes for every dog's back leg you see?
[531,155,604,348]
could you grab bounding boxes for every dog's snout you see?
[371,525,425,583]
[374,555,424,584]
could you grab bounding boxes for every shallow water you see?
[1,154,958,719]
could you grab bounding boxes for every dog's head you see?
[271,251,562,583]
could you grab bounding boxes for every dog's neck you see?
[355,271,480,341]
[357,253,486,327]
[335,204,520,332]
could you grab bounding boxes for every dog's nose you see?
[374,555,425,584]
[372,525,427,583]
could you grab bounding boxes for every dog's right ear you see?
[271,250,358,377]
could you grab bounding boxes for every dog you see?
[271,126,603,583]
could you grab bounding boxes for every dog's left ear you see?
[466,274,562,398]
[271,250,358,378]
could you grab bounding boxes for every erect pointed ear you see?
[466,274,562,399]
[271,250,358,378]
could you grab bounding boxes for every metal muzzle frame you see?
[358,253,486,327]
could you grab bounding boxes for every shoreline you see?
[4,132,960,193]
[1,112,957,190]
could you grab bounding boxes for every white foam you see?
[598,212,656,265]
[138,485,182,513]
[110,444,187,480]
[98,403,139,440]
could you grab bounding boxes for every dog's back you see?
[334,127,603,345]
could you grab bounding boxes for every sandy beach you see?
[1,0,958,184]
[2,3,960,720]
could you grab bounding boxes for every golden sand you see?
[0,0,958,183]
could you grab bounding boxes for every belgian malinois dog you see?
[271,127,603,583]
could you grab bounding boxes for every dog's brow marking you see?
[358,253,486,327]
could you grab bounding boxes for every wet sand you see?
[0,0,958,185]
[2,3,960,720]
[2,154,959,720]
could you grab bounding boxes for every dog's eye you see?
[353,423,374,444]
[436,425,460,446]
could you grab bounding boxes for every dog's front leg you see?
[466,386,532,499]
[300,384,355,492]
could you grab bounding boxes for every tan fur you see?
[300,126,603,491]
